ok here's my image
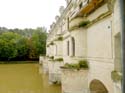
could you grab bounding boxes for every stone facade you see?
[46,0,122,93]
[48,60,64,84]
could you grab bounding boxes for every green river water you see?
[0,63,61,93]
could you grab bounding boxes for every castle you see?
[45,0,122,93]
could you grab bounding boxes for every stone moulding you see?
[69,16,90,31]
[69,9,112,31]
[77,0,106,17]
[107,0,116,12]
[60,66,88,70]
[69,11,112,31]
[86,11,112,28]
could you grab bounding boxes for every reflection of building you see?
[46,0,122,93]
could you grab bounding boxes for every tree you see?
[0,27,47,61]
[0,32,20,60]
[31,27,47,58]
[16,37,29,59]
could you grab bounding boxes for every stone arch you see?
[89,79,108,93]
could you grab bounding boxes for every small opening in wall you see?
[79,2,83,9]
[67,17,69,30]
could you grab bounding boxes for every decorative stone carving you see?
[55,16,60,21]
[107,0,116,12]
[59,6,65,14]
[50,22,56,29]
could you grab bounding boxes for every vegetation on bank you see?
[0,27,47,62]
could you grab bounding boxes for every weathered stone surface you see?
[61,68,88,93]
[46,0,122,93]
[48,61,64,83]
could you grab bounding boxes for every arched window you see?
[71,37,75,56]
[67,41,70,56]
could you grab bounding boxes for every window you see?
[67,41,70,56]
[79,2,83,9]
[71,37,75,56]
[67,17,69,30]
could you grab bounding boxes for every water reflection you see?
[0,64,61,93]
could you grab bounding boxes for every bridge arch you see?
[89,79,108,93]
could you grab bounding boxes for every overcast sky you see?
[0,0,66,30]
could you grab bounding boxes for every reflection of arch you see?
[90,79,108,93]
[71,37,75,56]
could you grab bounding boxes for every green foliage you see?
[0,32,20,60]
[111,70,122,82]
[78,60,88,68]
[64,63,80,69]
[69,20,90,31]
[16,37,29,58]
[54,58,63,62]
[57,37,63,41]
[78,21,90,27]
[49,56,54,60]
[0,27,47,61]
[50,42,54,45]
[31,27,47,58]
[62,60,88,70]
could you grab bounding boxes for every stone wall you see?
[61,69,89,93]
[87,17,113,58]
[112,0,122,92]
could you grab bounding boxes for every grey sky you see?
[0,0,66,30]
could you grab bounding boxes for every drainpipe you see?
[119,0,125,93]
